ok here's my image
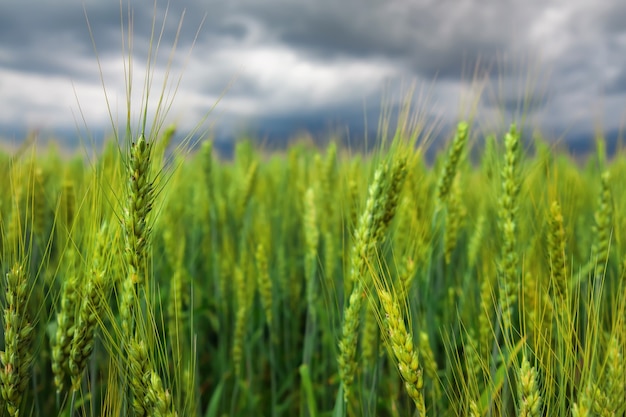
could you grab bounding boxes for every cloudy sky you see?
[1,0,625,151]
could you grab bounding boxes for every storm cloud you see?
[1,0,625,150]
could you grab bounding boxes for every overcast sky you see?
[1,0,625,150]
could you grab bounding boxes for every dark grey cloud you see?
[233,0,542,79]
[1,0,626,149]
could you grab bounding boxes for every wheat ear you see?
[129,337,176,417]
[1,263,34,417]
[68,224,110,391]
[436,121,469,209]
[379,289,426,416]
[51,249,80,394]
[591,171,612,279]
[497,123,521,336]
[119,133,155,344]
[517,355,542,417]
[338,157,407,403]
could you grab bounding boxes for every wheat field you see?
[1,6,625,417]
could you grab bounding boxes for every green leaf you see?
[203,376,225,417]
